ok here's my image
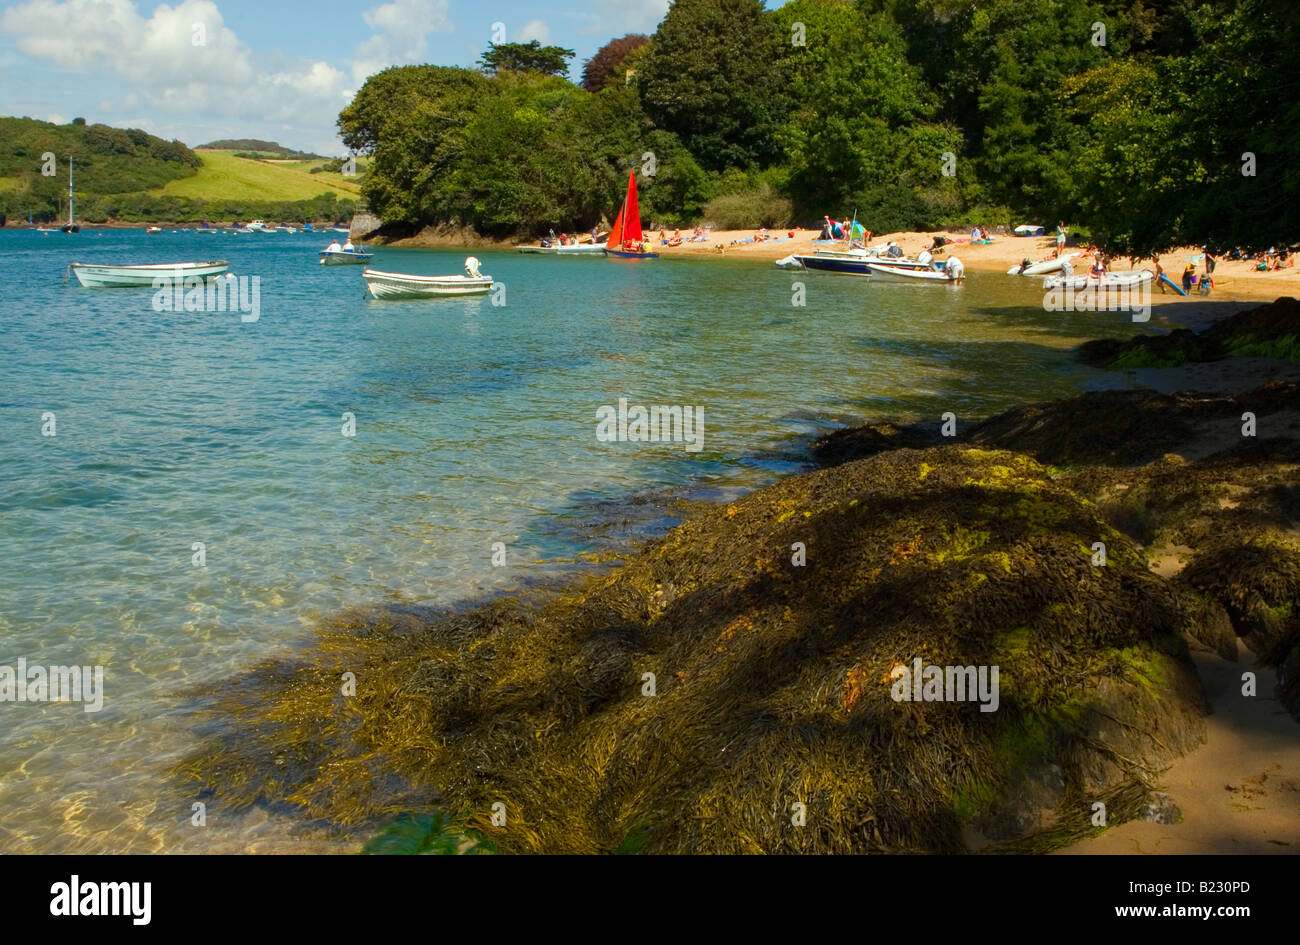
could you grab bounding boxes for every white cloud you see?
[351,0,452,84]
[1,0,458,153]
[517,19,551,45]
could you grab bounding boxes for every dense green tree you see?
[638,0,789,171]
[1063,0,1300,255]
[477,41,576,77]
[772,0,961,229]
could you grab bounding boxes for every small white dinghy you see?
[320,247,373,266]
[1043,269,1153,291]
[1007,252,1078,276]
[866,258,964,282]
[69,260,230,287]
[362,257,494,299]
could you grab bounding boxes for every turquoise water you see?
[0,228,1136,852]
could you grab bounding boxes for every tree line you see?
[340,0,1297,256]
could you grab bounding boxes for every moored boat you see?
[69,260,230,287]
[1007,252,1078,276]
[866,260,963,282]
[604,170,657,259]
[320,247,374,265]
[1043,269,1153,291]
[362,257,493,299]
[780,253,873,275]
[245,220,270,232]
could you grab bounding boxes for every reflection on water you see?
[0,230,1157,852]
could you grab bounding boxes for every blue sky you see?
[0,0,698,154]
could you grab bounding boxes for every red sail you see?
[605,198,625,250]
[623,169,643,244]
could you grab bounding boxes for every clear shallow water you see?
[0,229,1144,852]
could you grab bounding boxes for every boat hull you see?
[70,261,231,287]
[362,269,494,299]
[605,250,659,259]
[320,251,373,266]
[786,254,872,275]
[865,263,954,281]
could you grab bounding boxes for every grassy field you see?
[155,150,366,202]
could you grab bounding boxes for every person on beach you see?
[1057,222,1068,253]
[1183,263,1197,291]
[1154,257,1166,292]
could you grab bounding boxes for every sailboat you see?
[60,157,80,233]
[604,169,657,259]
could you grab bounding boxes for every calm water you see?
[0,228,1148,852]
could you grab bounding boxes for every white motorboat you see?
[146,226,163,234]
[245,220,270,232]
[1007,252,1078,276]
[69,260,230,287]
[1043,270,1153,291]
[362,257,493,299]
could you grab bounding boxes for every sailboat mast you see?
[68,157,74,225]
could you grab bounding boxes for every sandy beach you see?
[636,226,1300,304]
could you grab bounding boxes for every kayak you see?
[1158,273,1189,296]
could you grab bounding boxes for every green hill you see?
[0,116,200,220]
[0,117,359,224]
[158,150,364,202]
[196,138,322,159]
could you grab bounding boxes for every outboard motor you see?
[465,256,482,278]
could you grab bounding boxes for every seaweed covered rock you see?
[814,382,1300,469]
[183,447,1205,853]
[1078,328,1212,369]
[1077,296,1300,369]
[812,421,941,466]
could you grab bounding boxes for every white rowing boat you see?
[866,260,963,282]
[1007,252,1078,276]
[362,257,493,299]
[320,248,373,265]
[69,260,231,287]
